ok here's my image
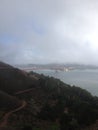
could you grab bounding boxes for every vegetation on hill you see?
[0,62,37,94]
[0,62,98,130]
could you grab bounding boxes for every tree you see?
[22,125,32,130]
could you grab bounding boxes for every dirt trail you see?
[0,100,27,127]
[15,88,35,95]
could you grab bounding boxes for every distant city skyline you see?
[0,0,98,65]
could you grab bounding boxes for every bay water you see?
[34,69,98,96]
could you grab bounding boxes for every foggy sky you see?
[0,0,98,65]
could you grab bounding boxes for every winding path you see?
[0,100,27,127]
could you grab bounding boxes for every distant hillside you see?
[0,62,98,130]
[15,63,98,72]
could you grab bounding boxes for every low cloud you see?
[0,0,98,65]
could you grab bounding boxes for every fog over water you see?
[34,69,98,96]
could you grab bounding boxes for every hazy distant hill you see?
[15,63,98,71]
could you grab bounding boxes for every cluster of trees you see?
[1,70,98,130]
[36,74,98,129]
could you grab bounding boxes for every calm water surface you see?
[34,69,98,96]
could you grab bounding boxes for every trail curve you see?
[0,100,27,127]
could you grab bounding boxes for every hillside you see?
[0,61,37,94]
[0,62,98,130]
[0,90,22,110]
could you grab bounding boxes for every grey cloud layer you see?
[0,0,98,65]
